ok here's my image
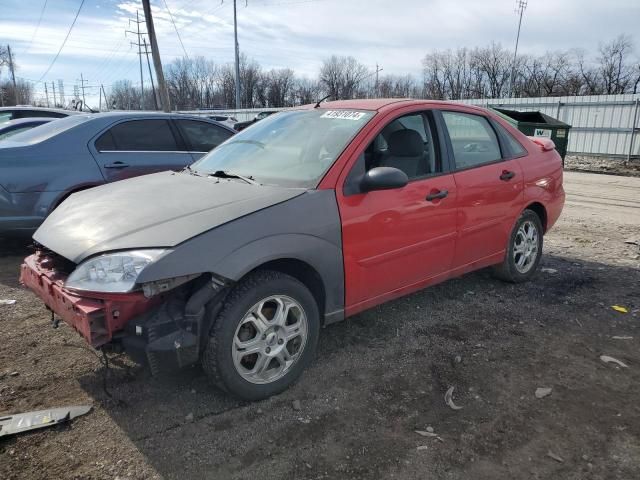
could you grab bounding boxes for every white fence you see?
[180,94,640,160]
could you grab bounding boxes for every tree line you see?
[1,34,638,109]
[114,34,640,110]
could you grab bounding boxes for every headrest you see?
[388,129,423,157]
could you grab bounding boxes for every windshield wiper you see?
[209,170,259,185]
[184,165,202,176]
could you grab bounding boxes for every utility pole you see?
[126,11,146,109]
[7,45,18,104]
[44,82,50,107]
[78,73,87,107]
[51,81,57,107]
[143,38,159,110]
[509,0,527,98]
[374,63,383,97]
[101,84,109,110]
[58,80,65,106]
[142,0,171,112]
[233,0,241,109]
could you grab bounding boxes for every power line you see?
[36,0,86,83]
[21,0,48,55]
[163,0,189,59]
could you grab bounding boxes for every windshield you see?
[5,114,92,144]
[191,109,375,188]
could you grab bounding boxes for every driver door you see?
[337,110,458,315]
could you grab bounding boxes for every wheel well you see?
[250,259,326,318]
[525,202,547,232]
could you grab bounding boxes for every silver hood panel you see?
[33,171,303,263]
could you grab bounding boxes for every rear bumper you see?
[20,252,159,347]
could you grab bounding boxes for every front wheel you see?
[493,209,543,283]
[202,270,320,401]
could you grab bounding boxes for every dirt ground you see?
[1,170,639,480]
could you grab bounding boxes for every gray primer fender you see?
[137,189,345,322]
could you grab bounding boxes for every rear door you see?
[91,119,192,182]
[174,119,234,160]
[439,109,524,270]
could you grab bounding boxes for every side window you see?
[344,112,441,195]
[176,119,233,152]
[442,111,502,169]
[366,113,439,179]
[97,120,178,152]
[492,121,527,158]
[0,112,14,122]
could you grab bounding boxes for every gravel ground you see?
[1,170,639,480]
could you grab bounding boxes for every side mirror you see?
[360,167,409,192]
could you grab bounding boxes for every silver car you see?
[0,112,235,233]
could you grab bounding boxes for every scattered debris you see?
[611,305,629,313]
[0,299,16,305]
[547,450,564,463]
[416,445,429,451]
[600,355,629,368]
[535,387,553,399]
[426,426,434,433]
[574,318,583,327]
[292,400,302,411]
[185,413,194,422]
[624,238,639,246]
[298,417,311,424]
[454,355,462,364]
[612,336,633,340]
[541,268,558,274]
[9,371,19,377]
[444,387,463,410]
[0,405,92,437]
[415,430,438,437]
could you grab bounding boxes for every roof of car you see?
[0,106,81,115]
[87,111,237,131]
[0,117,54,127]
[299,98,487,114]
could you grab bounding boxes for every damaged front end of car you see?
[20,247,231,375]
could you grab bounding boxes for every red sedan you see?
[22,99,564,400]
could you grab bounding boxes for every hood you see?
[34,171,304,263]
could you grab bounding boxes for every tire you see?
[492,209,544,283]
[202,270,320,401]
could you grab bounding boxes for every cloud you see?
[1,0,638,105]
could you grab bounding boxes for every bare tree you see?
[319,55,370,100]
[597,35,635,94]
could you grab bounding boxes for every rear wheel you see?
[493,209,543,283]
[202,270,320,401]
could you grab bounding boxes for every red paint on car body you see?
[20,252,160,347]
[319,99,565,317]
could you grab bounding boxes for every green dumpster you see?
[490,108,572,161]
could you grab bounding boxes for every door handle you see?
[104,162,129,169]
[426,189,448,201]
[500,170,515,181]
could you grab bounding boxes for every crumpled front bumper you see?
[20,252,159,347]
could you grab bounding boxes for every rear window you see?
[493,121,527,157]
[5,115,92,144]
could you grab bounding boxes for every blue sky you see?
[1,0,639,107]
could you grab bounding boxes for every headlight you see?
[65,249,166,293]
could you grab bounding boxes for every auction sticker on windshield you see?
[321,110,367,120]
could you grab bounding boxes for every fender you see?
[137,189,345,321]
